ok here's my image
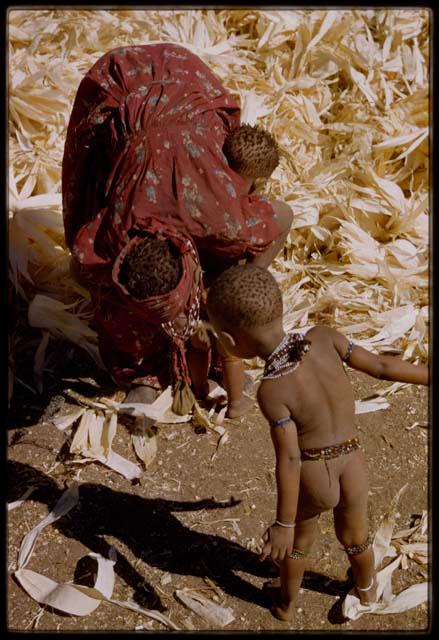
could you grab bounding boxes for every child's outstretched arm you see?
[329,327,429,385]
[257,383,301,563]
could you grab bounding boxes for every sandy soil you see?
[7,341,429,632]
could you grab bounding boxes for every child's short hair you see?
[119,236,182,299]
[207,264,283,329]
[223,124,280,178]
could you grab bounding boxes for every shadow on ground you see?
[8,460,279,612]
[8,460,355,623]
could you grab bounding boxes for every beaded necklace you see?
[262,332,311,380]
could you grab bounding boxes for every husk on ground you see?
[8,9,430,375]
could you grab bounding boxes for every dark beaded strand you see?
[300,437,361,461]
[262,332,311,380]
[345,536,371,556]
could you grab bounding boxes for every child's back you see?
[260,326,356,450]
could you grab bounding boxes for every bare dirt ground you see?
[7,340,429,632]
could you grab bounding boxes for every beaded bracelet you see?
[342,340,354,362]
[274,520,296,528]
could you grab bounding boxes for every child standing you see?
[206,264,428,621]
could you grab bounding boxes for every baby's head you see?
[119,235,182,299]
[206,264,283,359]
[223,124,279,182]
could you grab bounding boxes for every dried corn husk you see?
[373,483,408,569]
[15,552,116,617]
[174,588,234,627]
[342,555,428,620]
[69,409,142,480]
[130,419,158,469]
[8,9,429,401]
[342,484,429,619]
[15,483,79,571]
[7,487,36,511]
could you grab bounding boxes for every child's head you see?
[206,264,283,358]
[119,235,182,299]
[223,124,279,180]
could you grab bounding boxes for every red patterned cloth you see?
[62,43,280,387]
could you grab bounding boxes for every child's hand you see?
[190,325,211,351]
[259,523,295,563]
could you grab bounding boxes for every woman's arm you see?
[250,200,293,269]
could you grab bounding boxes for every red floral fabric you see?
[62,43,280,387]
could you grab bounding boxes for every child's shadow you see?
[302,570,352,625]
[8,460,276,612]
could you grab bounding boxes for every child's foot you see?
[356,577,378,605]
[271,603,295,622]
[226,395,254,418]
[266,584,295,622]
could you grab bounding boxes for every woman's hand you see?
[259,523,295,563]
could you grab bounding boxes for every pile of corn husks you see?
[9,9,430,381]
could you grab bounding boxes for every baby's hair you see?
[223,124,280,178]
[207,264,283,329]
[119,235,182,299]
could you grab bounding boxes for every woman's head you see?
[223,124,280,180]
[119,235,182,299]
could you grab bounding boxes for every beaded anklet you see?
[288,548,306,559]
[345,536,371,556]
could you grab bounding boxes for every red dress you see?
[62,43,280,387]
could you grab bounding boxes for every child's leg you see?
[186,343,211,399]
[266,457,344,620]
[216,339,253,418]
[221,355,254,417]
[333,449,377,604]
[270,515,320,621]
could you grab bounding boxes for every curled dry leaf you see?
[14,549,117,617]
[215,406,228,425]
[15,539,176,628]
[16,483,79,571]
[174,588,234,627]
[192,401,217,432]
[51,405,86,431]
[355,397,390,415]
[341,555,428,620]
[69,409,142,480]
[7,487,36,511]
[131,420,158,469]
[373,483,408,569]
[210,431,229,462]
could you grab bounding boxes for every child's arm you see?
[328,327,429,385]
[257,384,301,562]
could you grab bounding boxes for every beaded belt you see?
[300,437,360,461]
